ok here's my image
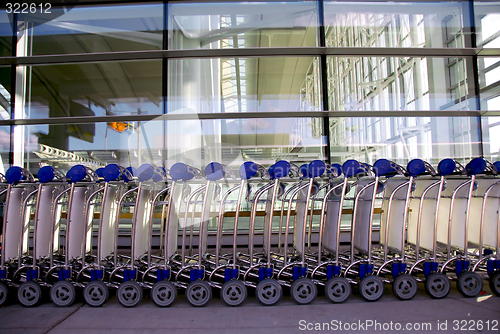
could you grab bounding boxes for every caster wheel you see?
[18,281,42,307]
[392,274,418,301]
[83,281,109,307]
[489,270,500,297]
[186,280,211,307]
[425,272,450,299]
[151,280,177,307]
[290,278,317,305]
[359,275,384,302]
[0,282,8,306]
[117,281,143,307]
[457,271,483,298]
[255,278,282,306]
[325,276,351,303]
[51,280,76,307]
[221,280,247,307]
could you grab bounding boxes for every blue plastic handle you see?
[373,159,393,177]
[102,164,121,182]
[95,168,105,178]
[124,167,136,182]
[136,164,155,182]
[152,167,167,182]
[5,166,23,184]
[67,165,87,183]
[239,161,258,180]
[407,159,426,177]
[494,161,500,174]
[38,166,55,183]
[437,159,456,176]
[272,160,290,179]
[205,162,225,181]
[308,160,326,178]
[299,164,309,178]
[342,160,360,178]
[466,157,486,175]
[328,164,342,177]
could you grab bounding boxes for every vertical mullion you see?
[318,0,331,164]
[9,13,18,166]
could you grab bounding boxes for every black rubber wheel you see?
[17,281,42,307]
[0,281,8,306]
[392,274,418,301]
[457,271,483,298]
[255,278,282,306]
[359,276,384,302]
[221,280,247,307]
[325,276,351,303]
[83,281,109,307]
[151,280,177,307]
[117,281,143,307]
[50,280,76,307]
[186,280,211,307]
[489,270,500,297]
[290,278,317,305]
[425,272,450,299]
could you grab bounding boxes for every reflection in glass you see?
[0,126,9,174]
[21,60,162,119]
[474,1,500,48]
[0,66,11,120]
[19,117,324,175]
[327,56,471,112]
[168,1,318,50]
[329,116,481,165]
[483,116,500,161]
[0,10,12,57]
[17,4,163,56]
[478,57,500,113]
[324,1,468,48]
[168,57,322,114]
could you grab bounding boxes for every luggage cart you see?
[15,166,68,307]
[470,160,500,297]
[78,163,134,307]
[310,162,354,303]
[342,160,387,302]
[173,162,228,307]
[144,162,201,307]
[371,159,422,301]
[239,160,291,306]
[0,166,35,306]
[46,165,99,307]
[207,161,268,306]
[276,160,324,305]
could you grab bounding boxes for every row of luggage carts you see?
[0,157,499,308]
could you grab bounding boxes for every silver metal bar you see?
[147,185,172,268]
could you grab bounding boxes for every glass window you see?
[329,116,482,165]
[324,1,469,48]
[483,116,500,161]
[17,116,324,174]
[168,1,318,50]
[0,66,11,119]
[327,56,473,112]
[0,10,12,57]
[474,1,500,48]
[19,60,162,119]
[168,57,322,114]
[16,3,163,56]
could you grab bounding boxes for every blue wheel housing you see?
[205,162,225,181]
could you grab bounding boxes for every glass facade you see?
[0,0,498,174]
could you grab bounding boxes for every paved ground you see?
[0,280,499,334]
